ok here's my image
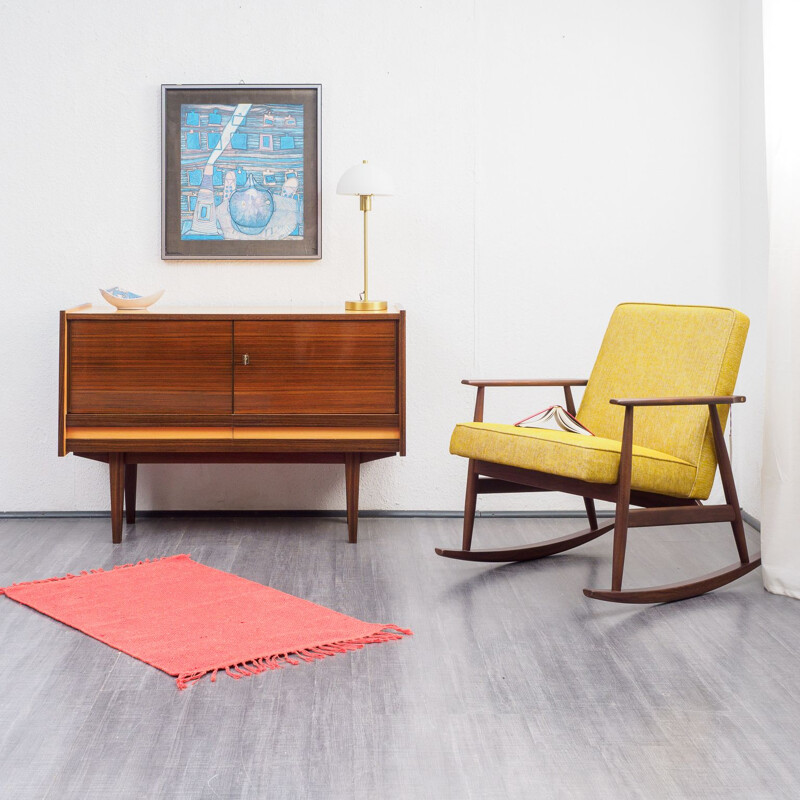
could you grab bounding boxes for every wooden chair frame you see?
[435,379,761,604]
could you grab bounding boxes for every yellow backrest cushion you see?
[577,303,749,499]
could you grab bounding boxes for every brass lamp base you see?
[345,299,388,312]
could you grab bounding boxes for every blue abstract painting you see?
[180,103,304,241]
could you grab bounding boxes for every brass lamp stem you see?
[346,191,386,311]
[361,194,371,301]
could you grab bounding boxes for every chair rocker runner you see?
[435,303,761,604]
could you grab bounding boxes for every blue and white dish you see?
[100,287,165,310]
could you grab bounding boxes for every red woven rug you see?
[0,554,411,689]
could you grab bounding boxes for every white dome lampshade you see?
[336,160,394,196]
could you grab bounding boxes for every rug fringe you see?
[0,554,189,595]
[175,626,413,690]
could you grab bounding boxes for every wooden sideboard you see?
[59,305,406,543]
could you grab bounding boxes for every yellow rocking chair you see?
[436,303,760,603]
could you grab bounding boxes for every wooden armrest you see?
[462,379,588,387]
[464,379,588,422]
[609,395,746,407]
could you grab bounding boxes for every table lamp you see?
[336,160,394,311]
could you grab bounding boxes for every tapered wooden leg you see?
[462,460,479,551]
[125,464,138,525]
[345,454,361,544]
[709,405,750,564]
[583,497,598,531]
[565,384,601,535]
[729,509,750,563]
[611,506,630,591]
[109,453,125,544]
[611,407,634,591]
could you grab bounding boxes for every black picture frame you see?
[162,84,321,260]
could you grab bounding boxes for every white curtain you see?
[761,0,800,598]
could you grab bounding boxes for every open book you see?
[515,405,594,436]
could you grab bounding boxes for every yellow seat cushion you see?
[450,423,696,498]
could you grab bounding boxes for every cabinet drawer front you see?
[68,320,233,414]
[234,320,398,414]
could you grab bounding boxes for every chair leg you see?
[611,501,630,591]
[583,498,598,531]
[611,406,634,591]
[462,460,479,551]
[729,509,750,565]
[566,385,599,533]
[709,405,750,564]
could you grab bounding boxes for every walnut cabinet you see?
[59,305,406,543]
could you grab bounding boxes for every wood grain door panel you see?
[234,320,398,414]
[68,320,232,414]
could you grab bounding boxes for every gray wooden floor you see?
[0,515,795,799]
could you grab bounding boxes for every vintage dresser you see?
[59,305,406,542]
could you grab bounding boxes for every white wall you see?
[0,0,767,514]
[735,0,769,520]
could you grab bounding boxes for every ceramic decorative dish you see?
[100,287,165,310]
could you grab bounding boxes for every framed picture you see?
[162,84,321,260]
